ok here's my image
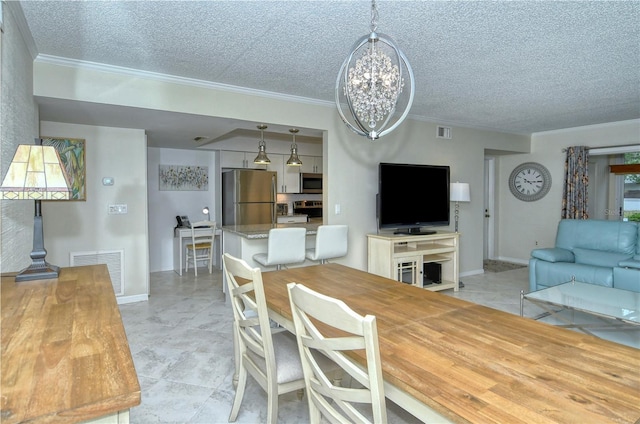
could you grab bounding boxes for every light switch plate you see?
[108,204,127,214]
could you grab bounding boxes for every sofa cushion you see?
[531,248,574,263]
[573,247,632,268]
[613,267,640,292]
[555,219,638,255]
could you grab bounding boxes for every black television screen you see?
[377,163,450,235]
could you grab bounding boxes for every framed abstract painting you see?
[42,137,86,200]
[159,165,209,191]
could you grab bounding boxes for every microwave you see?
[300,173,322,194]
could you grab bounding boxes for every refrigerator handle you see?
[271,174,276,224]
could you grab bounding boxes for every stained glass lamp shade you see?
[0,142,71,281]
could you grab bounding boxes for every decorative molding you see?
[534,118,640,136]
[35,54,334,108]
[5,1,38,59]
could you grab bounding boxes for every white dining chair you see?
[184,220,215,276]
[305,224,348,264]
[253,227,306,270]
[287,282,387,424]
[222,253,337,424]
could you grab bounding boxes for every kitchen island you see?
[222,222,320,270]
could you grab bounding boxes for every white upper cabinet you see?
[267,154,300,193]
[221,151,266,169]
[300,155,322,174]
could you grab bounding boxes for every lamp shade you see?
[450,182,470,202]
[1,144,71,200]
[0,141,71,282]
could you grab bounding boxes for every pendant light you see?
[286,128,302,166]
[335,0,415,141]
[253,124,271,164]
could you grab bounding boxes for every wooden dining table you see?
[1,265,140,423]
[260,263,640,424]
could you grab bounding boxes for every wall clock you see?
[509,162,552,202]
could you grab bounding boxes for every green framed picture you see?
[42,137,86,200]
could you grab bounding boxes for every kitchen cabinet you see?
[267,154,300,193]
[277,214,308,223]
[367,232,459,292]
[300,155,322,174]
[221,151,266,169]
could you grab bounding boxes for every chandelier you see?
[253,124,271,164]
[335,0,414,141]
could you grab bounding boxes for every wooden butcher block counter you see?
[1,265,140,423]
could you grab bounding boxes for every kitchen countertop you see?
[222,222,320,239]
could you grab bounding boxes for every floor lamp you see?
[0,140,71,282]
[450,182,470,287]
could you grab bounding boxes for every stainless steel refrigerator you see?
[222,169,277,225]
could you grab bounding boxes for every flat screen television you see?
[377,162,450,235]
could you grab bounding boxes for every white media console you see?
[367,232,459,292]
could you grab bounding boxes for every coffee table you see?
[520,278,640,336]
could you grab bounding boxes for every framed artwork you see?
[159,165,209,191]
[42,137,86,200]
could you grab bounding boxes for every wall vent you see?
[436,126,452,139]
[70,249,125,296]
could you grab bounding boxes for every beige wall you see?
[32,59,532,275]
[40,121,149,300]
[497,119,640,262]
[1,3,39,273]
[4,2,638,290]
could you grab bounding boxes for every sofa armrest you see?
[531,248,575,263]
[617,259,640,270]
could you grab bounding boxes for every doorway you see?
[483,157,495,260]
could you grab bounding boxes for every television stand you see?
[367,232,459,292]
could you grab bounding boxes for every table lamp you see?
[0,139,71,281]
[202,206,210,221]
[450,182,470,233]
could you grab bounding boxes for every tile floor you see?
[118,265,638,423]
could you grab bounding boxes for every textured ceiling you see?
[17,0,640,148]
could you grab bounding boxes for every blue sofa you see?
[529,219,640,293]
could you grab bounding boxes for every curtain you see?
[561,146,589,219]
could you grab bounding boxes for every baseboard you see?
[117,294,149,305]
[461,268,484,277]
[494,256,529,265]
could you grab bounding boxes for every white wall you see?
[147,147,218,272]
[0,3,39,274]
[32,59,531,276]
[39,121,149,301]
[497,119,640,263]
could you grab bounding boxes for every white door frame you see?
[484,157,496,260]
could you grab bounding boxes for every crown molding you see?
[34,54,335,109]
[532,118,640,136]
[6,1,38,59]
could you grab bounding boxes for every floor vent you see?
[436,126,452,139]
[70,249,125,296]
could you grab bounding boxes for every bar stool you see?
[305,224,348,264]
[253,227,307,270]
